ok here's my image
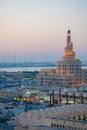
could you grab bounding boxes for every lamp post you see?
[50,93,52,105]
[81,92,83,104]
[66,91,68,104]
[73,92,76,104]
[52,89,55,105]
[59,88,61,106]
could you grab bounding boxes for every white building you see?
[37,30,87,87]
[10,104,87,130]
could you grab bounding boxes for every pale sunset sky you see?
[0,0,87,62]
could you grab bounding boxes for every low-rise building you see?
[10,104,87,130]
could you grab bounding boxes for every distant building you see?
[37,30,87,87]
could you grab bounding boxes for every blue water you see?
[0,66,55,72]
[0,66,87,72]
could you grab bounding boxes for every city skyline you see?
[0,0,87,62]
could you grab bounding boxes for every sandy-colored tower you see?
[37,29,87,87]
[62,30,75,61]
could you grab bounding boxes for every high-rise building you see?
[37,30,87,87]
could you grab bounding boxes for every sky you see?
[0,0,87,62]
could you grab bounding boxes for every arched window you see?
[83,114,86,121]
[51,123,53,127]
[69,126,71,129]
[57,124,59,127]
[63,125,65,128]
[54,123,56,127]
[73,116,75,120]
[78,115,81,120]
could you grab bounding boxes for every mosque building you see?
[37,30,87,87]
